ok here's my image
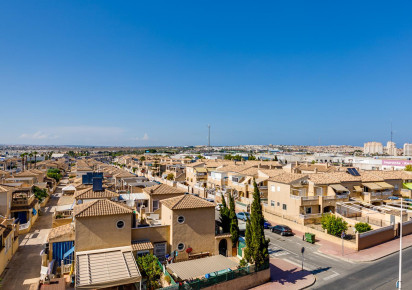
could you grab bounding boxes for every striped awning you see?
[362,183,382,191]
[330,184,349,192]
[76,246,141,289]
[375,182,394,190]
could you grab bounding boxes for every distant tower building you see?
[385,141,397,156]
[404,143,412,156]
[363,142,384,155]
[208,124,211,148]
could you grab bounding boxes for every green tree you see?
[321,214,348,237]
[311,160,316,164]
[355,222,372,233]
[405,165,412,172]
[197,154,205,159]
[140,156,146,162]
[228,191,239,248]
[244,180,269,269]
[166,173,174,180]
[47,168,62,182]
[224,154,233,160]
[136,254,162,289]
[219,194,231,233]
[248,154,256,160]
[244,217,252,263]
[33,186,48,201]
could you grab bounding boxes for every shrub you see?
[136,254,162,289]
[321,214,348,237]
[239,258,247,268]
[166,173,174,181]
[355,222,372,233]
[164,275,171,284]
[33,186,48,201]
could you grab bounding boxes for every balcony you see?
[12,194,35,207]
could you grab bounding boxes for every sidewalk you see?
[253,258,316,290]
[319,233,412,262]
[292,227,412,262]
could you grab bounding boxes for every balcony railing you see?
[19,219,31,231]
[12,195,35,206]
[299,213,322,219]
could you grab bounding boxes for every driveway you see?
[1,179,65,289]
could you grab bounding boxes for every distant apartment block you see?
[386,141,397,156]
[404,143,412,156]
[364,142,383,155]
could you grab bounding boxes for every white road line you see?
[269,242,299,256]
[323,270,340,281]
[314,251,341,262]
[282,258,313,271]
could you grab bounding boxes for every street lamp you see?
[397,197,403,289]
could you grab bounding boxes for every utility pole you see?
[398,197,403,289]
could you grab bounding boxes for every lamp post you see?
[398,197,403,289]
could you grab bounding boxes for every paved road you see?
[317,247,412,290]
[1,179,66,289]
[265,229,362,288]
[265,228,412,289]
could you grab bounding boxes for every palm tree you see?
[33,151,38,168]
[20,153,26,171]
[28,152,33,169]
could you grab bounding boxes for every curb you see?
[300,275,316,290]
[318,243,412,263]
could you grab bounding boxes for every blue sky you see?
[1,1,412,146]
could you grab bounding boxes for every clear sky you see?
[1,1,412,147]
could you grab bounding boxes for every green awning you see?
[404,183,412,190]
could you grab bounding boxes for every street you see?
[265,228,411,289]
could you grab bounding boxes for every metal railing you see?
[161,261,269,290]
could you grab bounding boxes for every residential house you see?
[142,184,186,212]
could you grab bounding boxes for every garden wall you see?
[357,225,396,250]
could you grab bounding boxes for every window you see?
[136,250,149,257]
[271,185,275,192]
[395,184,399,190]
[316,187,323,196]
[270,200,275,207]
[177,216,185,224]
[116,220,125,229]
[305,207,312,214]
[277,202,280,206]
[282,204,287,210]
[153,200,159,211]
[277,186,281,192]
[177,243,185,251]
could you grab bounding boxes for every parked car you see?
[215,203,223,211]
[236,212,250,221]
[264,219,271,229]
[271,225,293,236]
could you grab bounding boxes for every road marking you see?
[314,251,340,262]
[323,270,340,281]
[269,242,298,256]
[282,258,313,271]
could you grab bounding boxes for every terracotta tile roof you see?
[74,188,118,200]
[308,172,361,184]
[47,223,75,241]
[239,167,260,176]
[297,164,339,173]
[269,173,308,184]
[185,162,205,168]
[74,199,133,218]
[0,186,10,193]
[359,171,384,182]
[366,170,412,180]
[215,164,255,173]
[258,169,284,178]
[131,241,154,251]
[161,194,215,210]
[143,184,186,196]
[14,171,39,177]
